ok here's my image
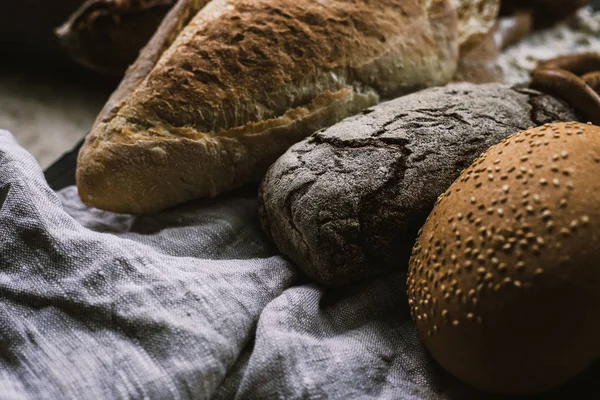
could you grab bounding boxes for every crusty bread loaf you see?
[56,0,176,76]
[453,28,503,83]
[258,84,579,286]
[76,0,462,214]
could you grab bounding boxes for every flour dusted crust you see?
[258,84,579,286]
[76,0,459,214]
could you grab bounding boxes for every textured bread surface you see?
[408,122,600,394]
[451,0,499,46]
[56,0,176,75]
[258,84,579,286]
[77,0,460,214]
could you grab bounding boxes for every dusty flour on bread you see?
[499,7,600,84]
[258,84,579,286]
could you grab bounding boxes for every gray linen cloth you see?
[0,129,598,399]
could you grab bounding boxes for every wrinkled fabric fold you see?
[1,129,600,399]
[233,274,446,400]
[0,130,297,399]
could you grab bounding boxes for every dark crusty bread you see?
[56,0,176,76]
[76,0,466,214]
[258,83,580,286]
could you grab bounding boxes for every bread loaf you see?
[258,84,579,286]
[76,0,466,214]
[56,0,176,75]
[408,122,600,394]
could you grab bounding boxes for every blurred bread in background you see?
[56,0,176,76]
[0,0,86,72]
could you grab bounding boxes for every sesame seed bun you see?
[408,122,600,394]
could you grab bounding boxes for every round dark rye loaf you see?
[258,83,580,286]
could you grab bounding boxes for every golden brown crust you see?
[583,71,600,93]
[408,122,600,394]
[92,0,212,128]
[78,0,461,214]
[78,87,376,213]
[531,68,600,126]
[493,11,532,50]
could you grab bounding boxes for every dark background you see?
[0,0,118,87]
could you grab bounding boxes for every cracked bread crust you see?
[76,0,459,214]
[258,83,580,286]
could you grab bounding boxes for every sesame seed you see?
[559,198,567,208]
